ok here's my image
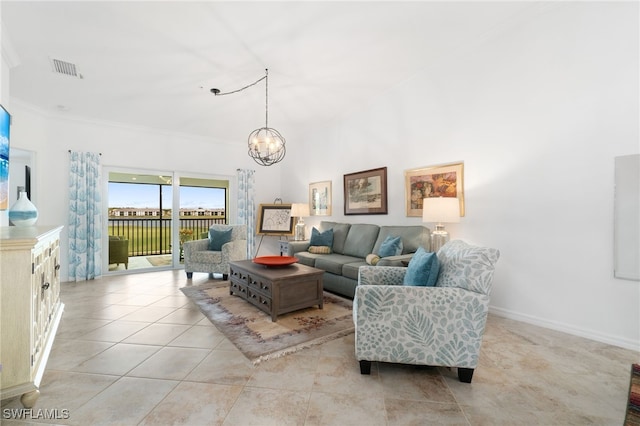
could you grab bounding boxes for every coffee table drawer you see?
[230,280,248,300]
[229,265,248,284]
[247,288,271,312]
[248,274,272,296]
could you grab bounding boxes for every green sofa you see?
[287,221,430,298]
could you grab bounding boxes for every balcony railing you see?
[108,217,226,257]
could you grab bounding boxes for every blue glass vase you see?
[9,191,38,227]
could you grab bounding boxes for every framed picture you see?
[309,180,332,216]
[405,162,465,217]
[0,104,11,211]
[256,203,294,235]
[343,167,388,215]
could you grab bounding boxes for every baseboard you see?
[489,305,640,352]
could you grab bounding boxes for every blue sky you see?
[109,183,226,209]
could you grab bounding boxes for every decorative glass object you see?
[9,191,38,227]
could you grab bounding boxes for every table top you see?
[230,259,323,280]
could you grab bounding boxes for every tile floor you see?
[1,269,638,425]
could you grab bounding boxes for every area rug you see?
[180,281,354,364]
[146,256,171,266]
[626,363,640,425]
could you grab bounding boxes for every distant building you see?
[109,207,225,218]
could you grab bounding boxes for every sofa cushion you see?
[373,225,430,255]
[342,224,380,258]
[378,235,403,257]
[342,261,368,280]
[320,221,351,254]
[403,246,440,287]
[436,240,500,295]
[294,251,319,267]
[315,254,362,275]
[310,227,334,247]
[209,228,233,251]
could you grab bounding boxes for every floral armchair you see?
[183,224,247,279]
[354,240,500,383]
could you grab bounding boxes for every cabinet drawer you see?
[229,265,248,284]
[248,275,272,296]
[247,288,271,311]
[229,280,248,300]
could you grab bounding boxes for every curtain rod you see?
[68,150,102,155]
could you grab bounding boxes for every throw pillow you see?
[309,227,334,247]
[308,246,332,254]
[365,253,380,265]
[208,228,233,251]
[378,235,403,257]
[403,246,440,287]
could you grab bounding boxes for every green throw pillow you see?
[403,246,440,287]
[378,235,403,257]
[209,228,233,251]
[310,227,334,247]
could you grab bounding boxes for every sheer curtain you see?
[237,169,255,258]
[68,151,102,281]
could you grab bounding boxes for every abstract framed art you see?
[405,162,465,217]
[256,203,294,235]
[309,180,332,216]
[343,167,387,215]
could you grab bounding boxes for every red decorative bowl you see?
[252,256,298,267]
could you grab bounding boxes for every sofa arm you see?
[183,238,210,257]
[287,241,310,256]
[222,239,247,262]
[376,253,414,267]
[358,266,407,286]
[354,284,490,368]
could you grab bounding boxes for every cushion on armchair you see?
[209,228,233,251]
[403,246,440,287]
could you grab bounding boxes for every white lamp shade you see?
[290,203,310,218]
[422,197,460,223]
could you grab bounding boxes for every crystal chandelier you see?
[212,69,286,166]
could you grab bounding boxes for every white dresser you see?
[0,225,64,408]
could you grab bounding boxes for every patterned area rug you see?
[180,281,354,364]
[627,364,640,425]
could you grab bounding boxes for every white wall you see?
[283,3,640,350]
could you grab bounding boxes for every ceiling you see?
[2,1,539,145]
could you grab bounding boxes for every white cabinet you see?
[0,226,64,408]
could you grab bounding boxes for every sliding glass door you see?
[105,168,232,274]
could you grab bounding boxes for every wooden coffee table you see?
[228,260,324,322]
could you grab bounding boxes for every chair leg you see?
[186,272,193,279]
[222,274,228,280]
[359,360,371,375]
[458,368,474,383]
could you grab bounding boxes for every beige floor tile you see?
[385,398,468,425]
[378,363,456,404]
[33,370,120,411]
[149,295,191,309]
[114,293,168,306]
[139,381,243,426]
[82,304,143,320]
[122,323,191,345]
[118,305,178,322]
[46,339,114,371]
[55,317,112,340]
[312,354,384,397]
[222,387,310,426]
[185,350,254,385]
[71,343,161,375]
[167,325,226,349]
[156,307,205,325]
[247,351,318,391]
[305,391,387,426]
[127,346,211,380]
[64,376,178,426]
[76,320,150,342]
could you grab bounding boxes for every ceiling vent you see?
[49,58,83,79]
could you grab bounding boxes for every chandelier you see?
[211,69,286,166]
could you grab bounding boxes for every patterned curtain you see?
[68,151,102,281]
[237,169,255,258]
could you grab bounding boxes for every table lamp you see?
[422,197,460,252]
[291,203,310,241]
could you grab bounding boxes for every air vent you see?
[49,58,83,79]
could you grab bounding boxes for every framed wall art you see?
[405,162,465,217]
[309,180,332,216]
[256,203,294,235]
[343,167,388,215]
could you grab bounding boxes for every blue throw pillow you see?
[378,235,403,257]
[309,227,334,247]
[209,228,233,251]
[403,246,440,287]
